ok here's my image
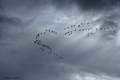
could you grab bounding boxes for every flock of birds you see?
[34,22,114,59]
[34,29,63,59]
[63,22,114,37]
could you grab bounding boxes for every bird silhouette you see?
[34,40,39,44]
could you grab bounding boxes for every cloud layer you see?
[0,0,120,80]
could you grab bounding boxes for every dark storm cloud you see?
[52,0,120,11]
[1,0,120,11]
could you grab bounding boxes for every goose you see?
[34,40,38,44]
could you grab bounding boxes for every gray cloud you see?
[0,0,120,80]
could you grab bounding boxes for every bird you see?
[78,25,80,27]
[59,56,63,59]
[87,33,89,37]
[34,40,39,44]
[36,34,40,39]
[50,51,52,54]
[87,22,89,24]
[38,42,41,45]
[100,28,102,30]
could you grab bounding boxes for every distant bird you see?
[50,51,52,54]
[96,28,97,30]
[87,33,89,37]
[75,29,76,31]
[78,25,80,27]
[67,27,69,29]
[59,56,63,59]
[44,32,45,34]
[82,29,84,31]
[34,40,39,44]
[79,29,81,31]
[64,28,66,30]
[91,33,93,35]
[38,42,41,45]
[81,23,83,25]
[36,34,40,38]
[46,30,47,31]
[71,26,73,28]
[87,22,89,24]
[74,25,75,27]
[100,28,102,30]
[42,44,46,47]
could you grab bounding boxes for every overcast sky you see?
[1,0,120,80]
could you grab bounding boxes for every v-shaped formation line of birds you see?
[34,22,114,59]
[34,29,63,59]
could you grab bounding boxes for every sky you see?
[0,0,120,80]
